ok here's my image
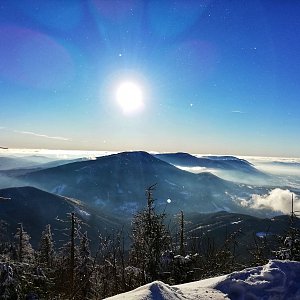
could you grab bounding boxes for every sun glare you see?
[116,81,143,113]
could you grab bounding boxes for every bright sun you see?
[116,81,143,113]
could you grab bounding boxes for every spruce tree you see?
[14,223,34,263]
[73,231,93,299]
[38,224,55,268]
[0,220,11,261]
[130,185,170,283]
[55,212,82,298]
[276,194,300,260]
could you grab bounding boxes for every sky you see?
[0,0,299,157]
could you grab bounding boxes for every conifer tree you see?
[130,185,170,283]
[73,231,93,299]
[276,194,300,260]
[14,223,34,263]
[55,212,82,298]
[179,211,185,256]
[0,220,11,261]
[38,224,55,268]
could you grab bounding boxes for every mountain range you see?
[0,150,297,251]
[17,151,263,217]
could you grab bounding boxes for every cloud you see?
[177,166,209,173]
[241,188,299,214]
[14,130,71,141]
[0,126,5,129]
[231,110,246,114]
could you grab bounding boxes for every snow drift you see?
[105,260,300,300]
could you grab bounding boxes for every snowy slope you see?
[105,260,300,300]
[105,280,227,300]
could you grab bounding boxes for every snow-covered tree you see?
[0,220,11,261]
[38,224,55,268]
[73,231,93,299]
[276,194,300,261]
[14,223,34,263]
[130,185,170,283]
[0,262,20,299]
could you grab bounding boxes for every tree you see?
[14,223,34,263]
[276,194,300,260]
[55,212,82,298]
[130,184,170,283]
[179,211,185,256]
[73,231,93,299]
[38,224,55,268]
[0,220,11,261]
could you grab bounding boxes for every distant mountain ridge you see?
[155,152,270,185]
[155,152,262,173]
[0,155,89,172]
[0,156,43,170]
[18,151,261,216]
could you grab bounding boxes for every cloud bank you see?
[241,188,299,214]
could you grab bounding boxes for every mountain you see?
[18,155,55,164]
[155,153,269,184]
[0,155,88,172]
[0,156,44,170]
[34,157,89,169]
[19,151,256,216]
[155,152,262,173]
[266,161,300,168]
[183,211,296,261]
[0,157,90,180]
[0,186,124,248]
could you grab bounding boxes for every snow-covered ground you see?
[105,260,300,300]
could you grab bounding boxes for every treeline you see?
[0,186,299,299]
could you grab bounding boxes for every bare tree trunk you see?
[18,223,23,262]
[180,211,185,256]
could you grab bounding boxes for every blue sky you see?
[0,0,299,157]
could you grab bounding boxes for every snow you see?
[104,260,300,300]
[105,280,226,300]
[76,208,90,218]
[164,179,177,187]
[231,220,242,225]
[256,232,271,238]
[212,260,300,299]
[52,184,66,194]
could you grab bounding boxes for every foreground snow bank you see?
[211,260,300,299]
[105,280,226,300]
[105,260,300,300]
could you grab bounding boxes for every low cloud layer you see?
[241,188,299,214]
